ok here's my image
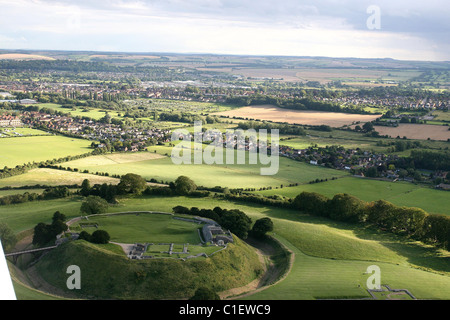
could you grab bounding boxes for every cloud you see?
[0,0,448,60]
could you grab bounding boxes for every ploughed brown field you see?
[213,105,380,127]
[374,124,450,141]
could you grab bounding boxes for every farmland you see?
[0,54,55,61]
[0,51,449,302]
[61,149,349,189]
[0,168,119,188]
[5,194,450,300]
[0,135,92,168]
[254,176,450,216]
[214,105,381,127]
[374,124,450,141]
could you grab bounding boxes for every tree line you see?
[293,191,450,251]
[172,206,273,240]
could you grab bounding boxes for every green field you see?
[3,194,450,300]
[254,176,450,215]
[72,213,202,244]
[0,168,120,188]
[37,103,122,120]
[432,110,450,122]
[103,195,450,299]
[61,149,349,189]
[0,135,92,168]
[0,127,51,138]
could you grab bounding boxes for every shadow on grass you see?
[221,198,450,274]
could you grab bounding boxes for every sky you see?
[0,0,449,61]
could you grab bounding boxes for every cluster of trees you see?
[0,223,17,252]
[173,204,274,240]
[400,150,450,171]
[80,196,110,215]
[32,211,68,246]
[158,112,203,124]
[78,229,110,244]
[80,173,148,204]
[236,120,306,136]
[173,206,253,239]
[293,192,450,250]
[144,176,200,197]
[218,192,292,209]
[0,187,72,206]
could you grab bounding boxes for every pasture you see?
[0,135,92,168]
[3,194,450,300]
[255,176,450,216]
[0,127,51,138]
[0,168,120,189]
[71,213,202,244]
[111,196,450,299]
[61,149,349,189]
[37,103,122,121]
[214,105,380,127]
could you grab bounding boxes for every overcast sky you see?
[0,0,448,61]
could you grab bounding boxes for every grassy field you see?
[71,213,202,244]
[0,168,120,188]
[37,103,123,121]
[254,176,450,216]
[61,149,349,189]
[432,111,450,122]
[0,127,51,138]
[0,135,92,168]
[123,98,236,114]
[3,194,450,299]
[108,196,450,299]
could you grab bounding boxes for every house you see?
[437,183,450,191]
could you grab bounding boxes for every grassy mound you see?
[34,237,263,300]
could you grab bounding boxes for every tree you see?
[220,209,252,239]
[329,193,367,223]
[362,122,374,132]
[190,287,220,300]
[33,223,53,246]
[0,222,17,251]
[118,173,147,195]
[78,231,92,242]
[52,211,66,225]
[251,218,274,238]
[32,211,68,246]
[175,176,197,195]
[91,230,110,244]
[293,192,329,217]
[80,196,109,215]
[80,179,91,197]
